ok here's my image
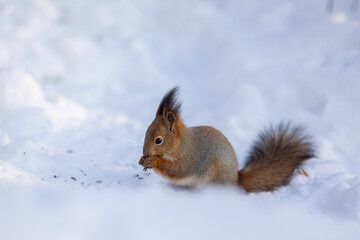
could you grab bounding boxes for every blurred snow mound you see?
[0,160,40,184]
[0,69,87,132]
[0,69,44,109]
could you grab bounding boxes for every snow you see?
[0,0,360,239]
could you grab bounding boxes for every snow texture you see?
[0,0,360,239]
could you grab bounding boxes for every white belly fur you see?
[172,175,206,187]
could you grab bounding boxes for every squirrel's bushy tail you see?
[238,123,315,192]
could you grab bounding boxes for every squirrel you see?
[139,87,315,191]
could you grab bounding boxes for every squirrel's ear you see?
[164,111,176,133]
[156,87,181,117]
[156,87,182,132]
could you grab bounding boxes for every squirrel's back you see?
[182,126,238,185]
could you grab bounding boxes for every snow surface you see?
[1,0,360,239]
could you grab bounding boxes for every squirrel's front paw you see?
[139,156,156,171]
[142,156,155,169]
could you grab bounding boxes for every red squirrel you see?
[139,87,314,191]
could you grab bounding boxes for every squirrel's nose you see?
[143,148,154,157]
[143,149,150,157]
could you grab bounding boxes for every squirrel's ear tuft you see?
[156,86,182,118]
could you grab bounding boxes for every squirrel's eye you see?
[155,137,163,145]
